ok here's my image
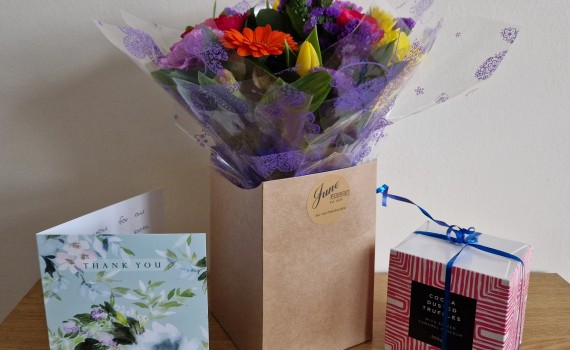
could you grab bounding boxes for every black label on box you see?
[408,281,477,349]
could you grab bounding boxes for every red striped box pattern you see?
[385,222,533,350]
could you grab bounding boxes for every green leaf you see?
[149,281,165,288]
[285,5,305,37]
[127,317,143,335]
[166,249,177,259]
[96,271,105,279]
[74,338,99,350]
[198,71,217,86]
[164,262,175,271]
[255,9,293,33]
[186,235,192,246]
[104,302,116,316]
[73,313,94,324]
[116,311,128,326]
[180,289,196,298]
[122,247,135,256]
[160,301,183,308]
[133,289,145,297]
[258,78,287,105]
[132,302,149,309]
[284,39,297,68]
[110,325,136,345]
[244,8,258,29]
[291,70,332,112]
[305,26,322,66]
[372,41,396,67]
[191,252,197,261]
[167,289,175,300]
[112,287,130,295]
[151,69,199,87]
[195,257,207,268]
[110,293,115,307]
[198,271,208,281]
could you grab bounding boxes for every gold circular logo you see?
[306,174,351,225]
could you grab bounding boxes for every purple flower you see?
[332,1,362,12]
[159,29,205,70]
[324,6,341,18]
[396,17,416,31]
[277,0,289,12]
[99,334,116,347]
[223,7,239,15]
[340,18,359,38]
[323,22,341,35]
[159,26,225,71]
[90,308,108,320]
[306,0,313,6]
[402,17,416,30]
[310,7,324,17]
[304,16,318,34]
[63,321,80,334]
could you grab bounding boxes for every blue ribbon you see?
[377,184,526,350]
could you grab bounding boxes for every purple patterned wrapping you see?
[98,0,519,188]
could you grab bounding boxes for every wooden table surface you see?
[1,273,569,349]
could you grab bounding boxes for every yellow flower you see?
[369,7,411,61]
[394,31,411,61]
[370,7,396,33]
[273,0,279,10]
[296,41,320,77]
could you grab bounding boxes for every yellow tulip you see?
[395,31,411,61]
[272,0,279,10]
[296,41,320,77]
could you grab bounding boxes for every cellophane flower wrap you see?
[98,0,518,188]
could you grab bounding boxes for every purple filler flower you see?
[397,17,416,31]
[333,1,363,12]
[325,6,341,18]
[99,334,117,347]
[63,321,80,334]
[90,308,108,320]
[277,0,289,13]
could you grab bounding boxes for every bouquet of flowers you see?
[98,0,518,188]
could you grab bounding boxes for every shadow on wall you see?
[0,55,211,321]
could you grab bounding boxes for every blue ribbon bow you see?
[377,184,526,350]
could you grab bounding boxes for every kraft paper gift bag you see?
[209,161,377,350]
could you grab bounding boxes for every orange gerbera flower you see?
[223,24,298,58]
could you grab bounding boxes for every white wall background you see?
[1,0,569,322]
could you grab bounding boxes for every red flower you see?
[214,13,249,32]
[180,26,194,38]
[337,9,364,25]
[337,8,377,27]
[181,13,249,38]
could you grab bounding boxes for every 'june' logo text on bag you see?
[307,175,351,225]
